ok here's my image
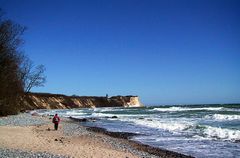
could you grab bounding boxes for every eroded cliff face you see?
[22,93,143,110]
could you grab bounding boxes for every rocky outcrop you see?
[22,93,143,110]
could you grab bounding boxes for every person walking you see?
[52,114,60,130]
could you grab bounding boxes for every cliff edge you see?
[22,93,143,110]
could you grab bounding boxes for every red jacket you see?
[52,115,60,124]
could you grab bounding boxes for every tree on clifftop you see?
[20,55,46,93]
[0,10,46,115]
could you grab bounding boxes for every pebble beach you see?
[0,113,180,158]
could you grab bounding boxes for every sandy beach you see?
[0,125,137,158]
[0,114,139,158]
[0,113,193,158]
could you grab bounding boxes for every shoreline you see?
[64,117,194,158]
[0,114,138,158]
[69,116,194,157]
[86,126,193,158]
[0,113,194,158]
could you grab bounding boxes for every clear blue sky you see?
[1,0,239,105]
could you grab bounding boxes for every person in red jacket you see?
[52,114,60,130]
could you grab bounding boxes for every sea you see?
[36,104,240,158]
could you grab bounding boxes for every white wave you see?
[91,113,114,117]
[92,107,129,112]
[65,111,86,116]
[29,110,37,114]
[34,110,58,116]
[93,107,115,112]
[69,115,86,119]
[119,117,193,132]
[205,114,240,121]
[91,112,140,118]
[203,126,240,141]
[153,107,223,112]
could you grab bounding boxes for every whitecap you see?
[205,114,240,121]
[152,107,223,112]
[118,117,194,132]
[91,113,115,117]
[65,110,86,116]
[203,126,240,141]
[91,112,143,118]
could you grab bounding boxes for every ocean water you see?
[36,104,240,158]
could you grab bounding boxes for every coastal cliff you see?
[22,93,143,110]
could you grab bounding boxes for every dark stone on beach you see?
[111,116,118,118]
[80,118,87,122]
[90,118,97,122]
[87,127,139,139]
[69,117,87,122]
[31,112,39,116]
[47,128,51,131]
[129,142,194,158]
[55,139,58,141]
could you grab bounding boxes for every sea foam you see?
[203,126,240,141]
[205,114,240,121]
[120,118,193,132]
[153,107,223,112]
